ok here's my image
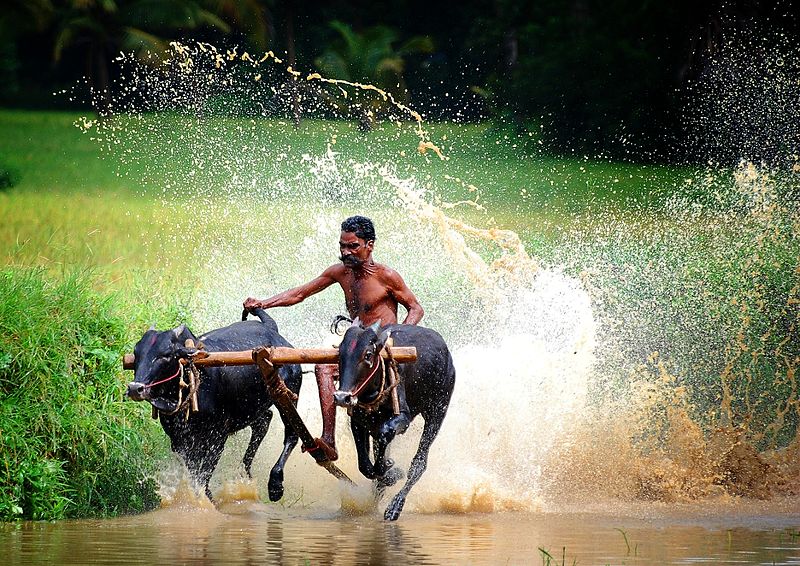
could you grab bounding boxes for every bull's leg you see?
[267,410,300,501]
[373,412,412,478]
[185,435,226,501]
[373,441,404,498]
[351,417,376,479]
[243,409,272,478]
[384,414,445,521]
[373,383,412,477]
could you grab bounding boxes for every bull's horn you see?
[148,323,156,331]
[368,320,381,334]
[173,324,186,337]
[350,317,361,328]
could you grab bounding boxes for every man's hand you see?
[243,297,263,310]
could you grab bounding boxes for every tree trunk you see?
[91,43,111,116]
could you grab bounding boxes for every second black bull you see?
[335,321,456,521]
[126,308,301,501]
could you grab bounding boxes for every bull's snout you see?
[126,381,149,401]
[333,390,357,407]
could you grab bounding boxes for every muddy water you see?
[3,503,800,565]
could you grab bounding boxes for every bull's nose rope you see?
[351,355,384,397]
[149,360,201,421]
[143,364,183,389]
[352,341,402,415]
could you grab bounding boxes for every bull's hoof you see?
[358,461,377,480]
[384,494,406,521]
[373,458,393,478]
[377,466,404,488]
[268,483,284,502]
[268,471,284,502]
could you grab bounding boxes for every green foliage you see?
[579,165,800,450]
[467,0,700,158]
[314,20,433,127]
[0,267,169,520]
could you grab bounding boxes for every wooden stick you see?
[122,346,417,371]
[252,348,355,484]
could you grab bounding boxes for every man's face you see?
[339,231,373,268]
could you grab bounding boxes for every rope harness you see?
[149,345,202,421]
[351,339,402,415]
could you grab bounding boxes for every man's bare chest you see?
[341,276,391,312]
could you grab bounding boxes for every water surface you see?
[4,501,800,565]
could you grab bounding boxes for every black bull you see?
[334,322,456,521]
[126,309,301,501]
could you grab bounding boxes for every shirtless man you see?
[243,215,423,461]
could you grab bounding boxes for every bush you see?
[0,162,19,191]
[0,268,169,520]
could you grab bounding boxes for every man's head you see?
[339,215,375,268]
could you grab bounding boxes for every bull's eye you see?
[363,351,374,364]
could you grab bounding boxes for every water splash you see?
[79,38,800,514]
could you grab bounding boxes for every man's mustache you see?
[340,255,363,266]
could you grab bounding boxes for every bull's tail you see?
[242,307,278,328]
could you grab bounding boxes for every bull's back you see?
[200,320,293,352]
[194,320,299,424]
[384,325,455,413]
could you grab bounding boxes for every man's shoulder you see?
[321,263,348,279]
[373,263,404,283]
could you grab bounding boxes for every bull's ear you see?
[368,320,381,335]
[173,324,186,338]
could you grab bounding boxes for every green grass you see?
[0,267,180,521]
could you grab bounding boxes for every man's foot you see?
[304,437,338,462]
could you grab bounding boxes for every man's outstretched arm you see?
[244,267,338,310]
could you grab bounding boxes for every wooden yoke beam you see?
[122,346,417,371]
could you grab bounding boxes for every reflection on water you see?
[3,505,800,565]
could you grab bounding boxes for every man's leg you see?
[314,363,338,461]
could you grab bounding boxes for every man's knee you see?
[314,364,339,391]
[315,363,338,386]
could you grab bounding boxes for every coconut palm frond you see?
[398,35,434,56]
[121,26,170,60]
[53,16,108,61]
[329,20,362,61]
[120,0,228,33]
[192,7,231,32]
[376,56,404,77]
[314,51,351,82]
[205,0,270,49]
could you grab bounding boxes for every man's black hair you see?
[341,215,376,242]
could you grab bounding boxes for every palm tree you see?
[314,20,433,130]
[52,0,231,112]
[205,0,272,50]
